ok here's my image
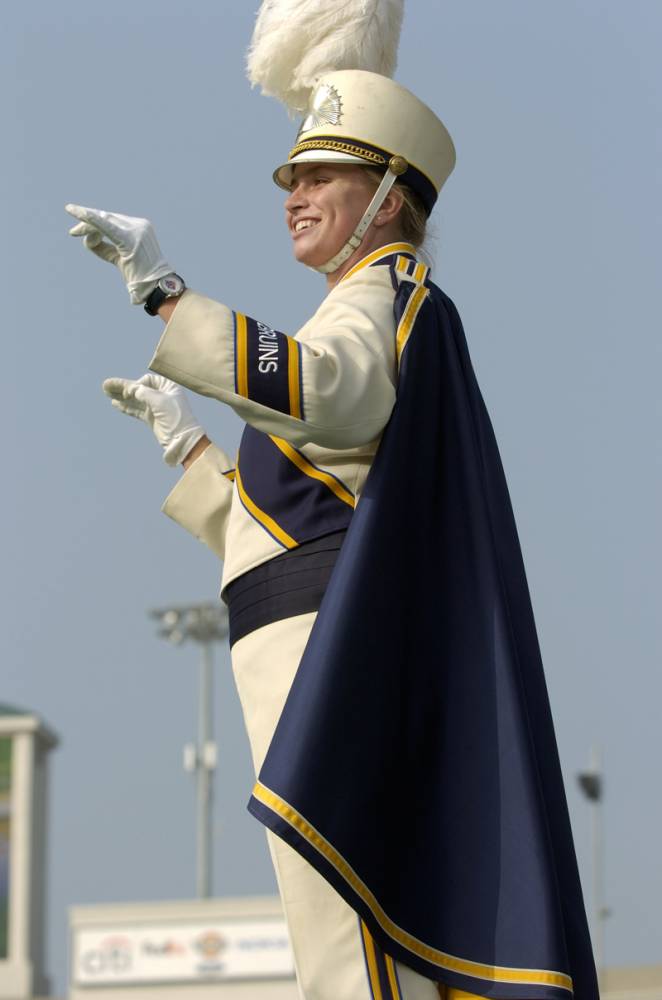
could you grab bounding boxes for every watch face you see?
[159,273,185,297]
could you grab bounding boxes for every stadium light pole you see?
[577,746,608,988]
[149,602,229,899]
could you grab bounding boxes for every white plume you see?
[247,0,405,114]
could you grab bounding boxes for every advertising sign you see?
[0,737,11,960]
[73,917,294,985]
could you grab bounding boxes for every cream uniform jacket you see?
[151,243,417,590]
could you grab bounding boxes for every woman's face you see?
[284,163,376,268]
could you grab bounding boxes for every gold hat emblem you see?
[297,83,343,138]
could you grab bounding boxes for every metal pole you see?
[196,640,214,899]
[149,603,227,900]
[590,747,605,989]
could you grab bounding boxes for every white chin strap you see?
[312,160,405,275]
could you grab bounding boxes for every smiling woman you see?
[65,39,598,1000]
[284,162,410,283]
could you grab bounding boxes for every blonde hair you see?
[364,167,428,248]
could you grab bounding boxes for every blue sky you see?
[2,2,660,993]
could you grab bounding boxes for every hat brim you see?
[273,149,373,191]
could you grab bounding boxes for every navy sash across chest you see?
[235,429,355,550]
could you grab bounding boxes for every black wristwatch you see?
[144,273,186,316]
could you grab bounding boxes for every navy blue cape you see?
[248,268,598,999]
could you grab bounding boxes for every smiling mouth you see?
[293,219,320,234]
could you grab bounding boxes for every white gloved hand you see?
[103,373,205,467]
[66,204,174,304]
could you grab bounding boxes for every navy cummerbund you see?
[222,530,347,647]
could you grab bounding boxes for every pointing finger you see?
[65,203,104,224]
[65,204,126,244]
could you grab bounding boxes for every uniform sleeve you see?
[161,442,235,560]
[148,267,397,449]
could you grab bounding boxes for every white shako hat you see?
[274,69,455,219]
[272,70,456,273]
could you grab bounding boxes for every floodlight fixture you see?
[577,771,602,803]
